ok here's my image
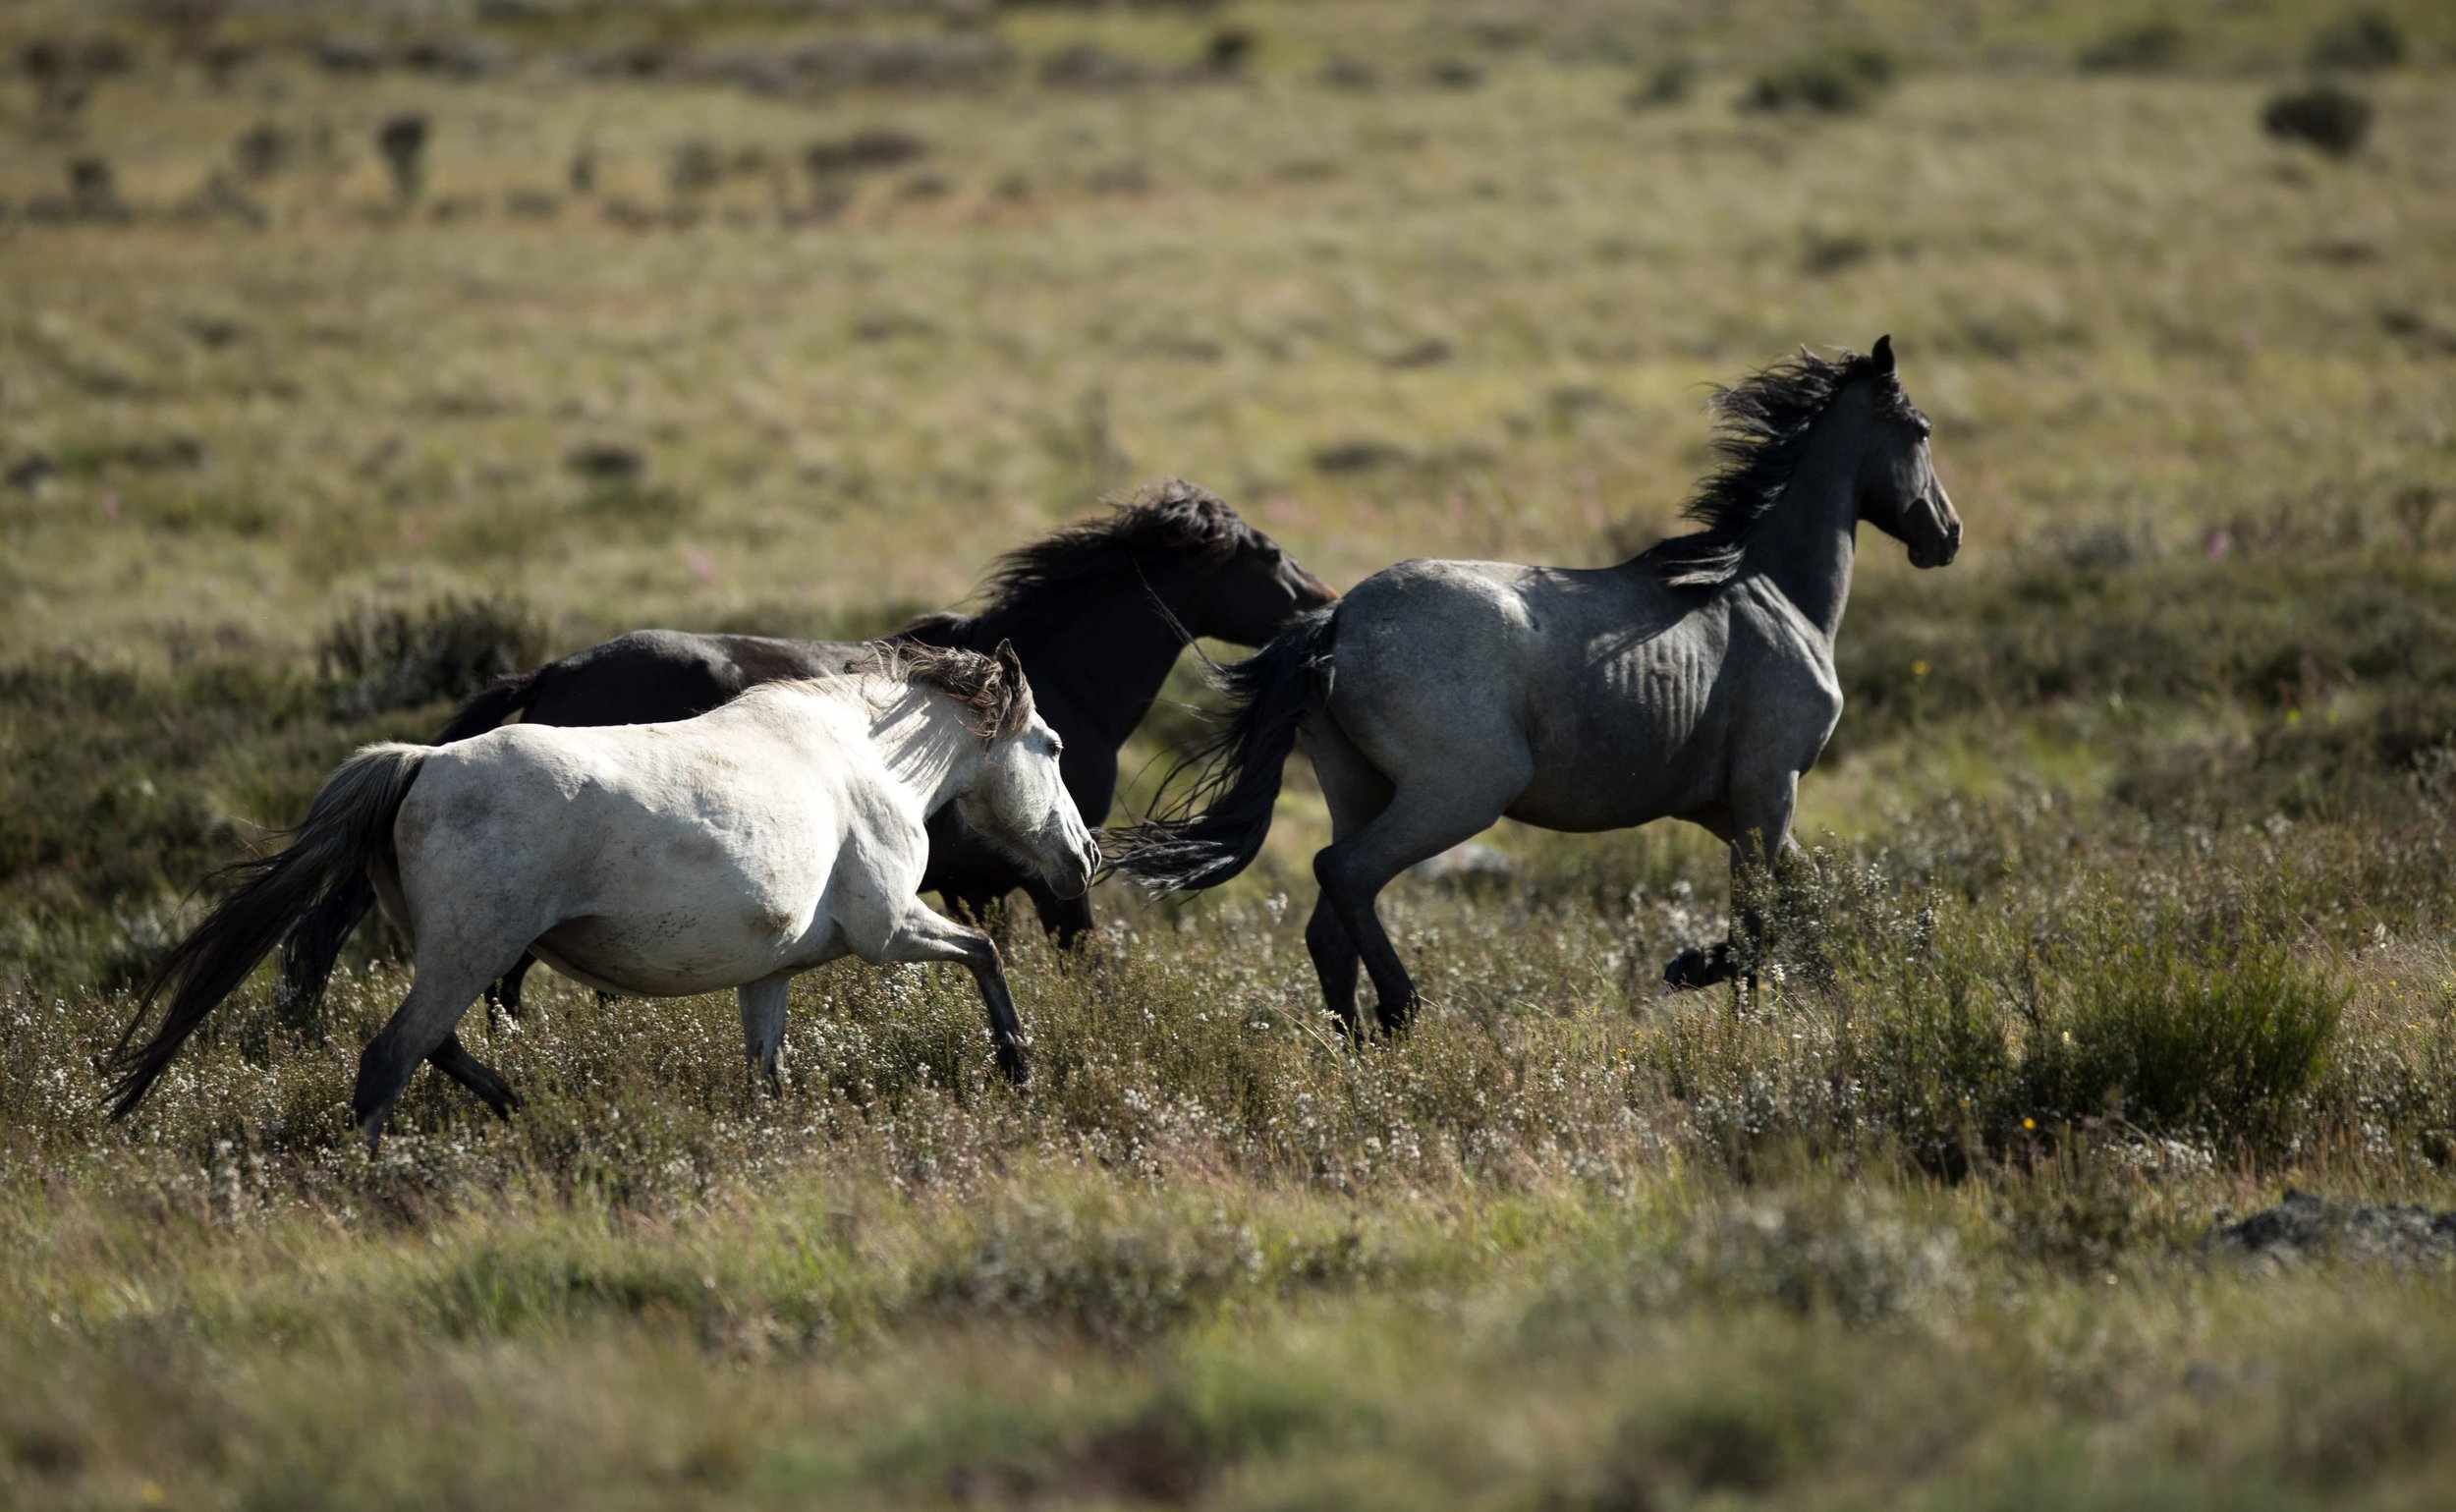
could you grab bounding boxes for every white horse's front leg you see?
[865,905,1030,1087]
[738,974,792,1093]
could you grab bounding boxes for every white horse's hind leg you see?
[738,975,791,1093]
[427,1033,521,1119]
[353,937,532,1148]
[865,905,1031,1086]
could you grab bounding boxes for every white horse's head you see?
[956,643,1100,899]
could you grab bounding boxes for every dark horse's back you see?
[505,628,865,729]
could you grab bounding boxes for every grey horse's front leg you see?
[1668,775,1799,995]
[738,974,791,1093]
[870,906,1031,1085]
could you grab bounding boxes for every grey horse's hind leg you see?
[738,974,791,1093]
[426,1032,521,1119]
[1301,719,1395,1036]
[1305,897,1361,1034]
[1313,775,1519,1035]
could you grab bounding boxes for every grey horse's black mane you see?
[1638,346,1918,590]
[844,642,1035,740]
[899,478,1260,642]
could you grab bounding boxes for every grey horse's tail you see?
[275,672,536,1023]
[1116,604,1339,893]
[107,744,430,1118]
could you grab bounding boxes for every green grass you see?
[4,1,2456,1506]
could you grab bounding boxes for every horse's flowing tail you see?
[1116,604,1339,893]
[276,671,537,1023]
[108,744,430,1118]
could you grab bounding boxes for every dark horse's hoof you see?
[1663,942,1737,990]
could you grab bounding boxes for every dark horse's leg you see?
[945,880,1096,953]
[486,952,539,1024]
[1026,882,1097,951]
[939,887,1005,935]
[485,951,618,1028]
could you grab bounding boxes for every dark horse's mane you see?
[1637,346,1918,590]
[899,478,1259,644]
[839,642,1035,740]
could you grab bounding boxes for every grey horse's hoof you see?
[1663,942,1736,990]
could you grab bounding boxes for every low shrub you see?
[2262,84,2373,158]
[1742,45,1894,115]
[1625,57,1693,111]
[2308,12,2405,72]
[2078,23,2186,74]
[316,594,551,719]
[2017,918,2341,1151]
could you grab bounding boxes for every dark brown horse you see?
[281,480,1335,1022]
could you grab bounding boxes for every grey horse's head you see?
[1855,335,1962,569]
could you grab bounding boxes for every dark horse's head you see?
[963,479,1336,647]
[1852,335,1962,569]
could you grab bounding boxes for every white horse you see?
[108,643,1099,1144]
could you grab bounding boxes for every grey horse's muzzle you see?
[1910,498,1963,569]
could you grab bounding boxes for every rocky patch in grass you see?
[2213,1190,2456,1267]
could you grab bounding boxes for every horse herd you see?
[107,337,1960,1146]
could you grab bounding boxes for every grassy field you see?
[5,1,2456,1506]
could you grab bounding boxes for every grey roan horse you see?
[1120,338,1961,1034]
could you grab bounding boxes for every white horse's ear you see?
[991,639,1033,735]
[1870,334,1895,374]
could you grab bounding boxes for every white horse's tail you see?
[106,743,430,1119]
[275,671,541,1028]
[1116,604,1339,893]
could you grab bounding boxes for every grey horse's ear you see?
[1870,334,1895,374]
[991,639,1033,736]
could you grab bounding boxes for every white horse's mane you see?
[746,642,1033,740]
